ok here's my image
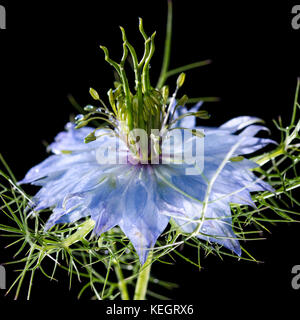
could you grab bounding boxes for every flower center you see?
[73,19,208,164]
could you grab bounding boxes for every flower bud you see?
[75,121,88,129]
[74,114,84,122]
[176,72,186,88]
[89,87,100,100]
[84,105,96,112]
[161,85,169,104]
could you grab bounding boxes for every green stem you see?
[133,251,153,300]
[252,144,285,166]
[187,96,220,104]
[291,77,300,127]
[156,0,173,89]
[62,219,95,248]
[108,228,130,300]
[165,60,212,80]
[113,260,130,300]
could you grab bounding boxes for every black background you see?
[0,0,299,309]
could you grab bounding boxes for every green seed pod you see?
[75,121,89,129]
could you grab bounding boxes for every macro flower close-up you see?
[0,1,299,307]
[20,107,275,265]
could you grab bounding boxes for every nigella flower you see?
[20,22,275,264]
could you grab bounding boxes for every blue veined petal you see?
[32,165,102,210]
[219,116,264,132]
[198,224,240,255]
[171,197,241,255]
[156,154,270,209]
[198,203,241,256]
[19,152,96,184]
[155,155,273,255]
[49,122,93,154]
[27,161,122,211]
[204,133,276,156]
[156,180,241,255]
[118,167,170,264]
[45,196,88,230]
[196,116,268,136]
[44,166,135,230]
[201,124,271,138]
[20,133,125,186]
[234,137,276,154]
[225,161,274,192]
[91,170,139,235]
[45,165,170,264]
[239,125,270,136]
[45,172,126,230]
[157,161,249,210]
[44,192,91,230]
[49,122,112,154]
[155,164,205,199]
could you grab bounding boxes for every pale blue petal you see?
[119,167,170,264]
[49,122,111,154]
[19,152,96,184]
[219,116,263,132]
[239,125,270,136]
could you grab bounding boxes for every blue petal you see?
[19,152,96,184]
[48,122,112,154]
[219,116,264,132]
[118,167,170,264]
[239,125,270,136]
